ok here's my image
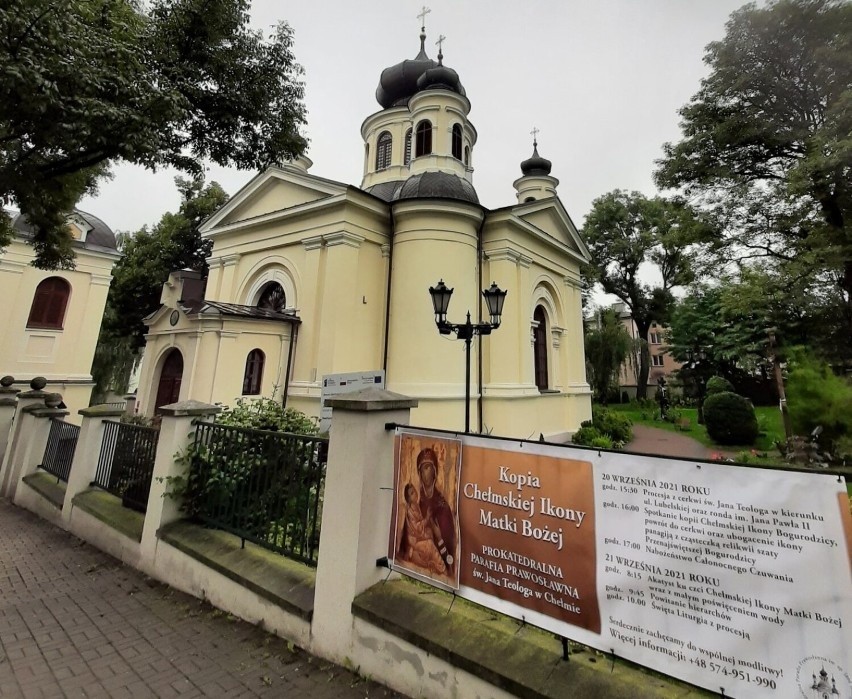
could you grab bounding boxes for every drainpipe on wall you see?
[476,212,486,434]
[282,322,298,409]
[382,207,395,375]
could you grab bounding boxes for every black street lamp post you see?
[429,280,507,433]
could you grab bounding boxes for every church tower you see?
[362,14,485,425]
[513,132,559,203]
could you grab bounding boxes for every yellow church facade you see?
[135,27,592,440]
[0,211,120,422]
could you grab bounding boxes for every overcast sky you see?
[79,0,752,237]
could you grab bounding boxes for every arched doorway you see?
[155,349,183,411]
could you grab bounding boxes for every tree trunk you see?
[635,331,651,400]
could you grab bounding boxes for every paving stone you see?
[0,498,404,698]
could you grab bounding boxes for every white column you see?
[311,388,417,661]
[0,377,20,476]
[62,405,126,521]
[139,400,221,571]
[0,379,51,497]
[11,404,69,503]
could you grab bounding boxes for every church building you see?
[135,22,592,440]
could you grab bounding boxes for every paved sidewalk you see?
[0,499,404,698]
[627,424,718,460]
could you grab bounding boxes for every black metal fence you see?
[40,419,80,482]
[94,420,160,512]
[187,421,328,566]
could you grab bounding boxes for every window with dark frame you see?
[533,306,549,391]
[464,145,470,167]
[257,282,286,312]
[243,349,265,395]
[27,277,71,329]
[452,124,463,160]
[376,131,392,170]
[404,129,412,165]
[652,354,665,367]
[415,120,432,157]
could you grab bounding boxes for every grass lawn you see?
[606,403,785,454]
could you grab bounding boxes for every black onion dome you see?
[391,171,479,204]
[520,145,552,177]
[376,32,437,108]
[416,63,465,96]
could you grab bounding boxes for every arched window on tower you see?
[27,277,71,329]
[404,129,412,165]
[376,131,392,170]
[415,120,432,157]
[533,306,549,391]
[242,349,265,395]
[464,145,470,168]
[452,124,463,160]
[257,282,286,312]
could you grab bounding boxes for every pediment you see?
[507,198,591,261]
[201,165,348,233]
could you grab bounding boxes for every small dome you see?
[11,208,117,251]
[391,171,479,204]
[376,31,437,108]
[520,144,552,177]
[416,51,465,97]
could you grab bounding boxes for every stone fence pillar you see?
[311,388,417,661]
[0,376,20,478]
[0,378,51,498]
[62,405,127,522]
[139,400,220,571]
[11,401,70,504]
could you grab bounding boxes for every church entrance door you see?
[154,349,183,412]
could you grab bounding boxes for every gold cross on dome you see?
[418,6,431,29]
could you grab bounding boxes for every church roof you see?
[197,301,301,323]
[363,172,479,205]
[11,208,118,251]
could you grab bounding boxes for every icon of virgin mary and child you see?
[397,446,457,579]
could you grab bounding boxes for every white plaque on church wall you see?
[390,429,852,698]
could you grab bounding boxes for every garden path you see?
[627,424,719,460]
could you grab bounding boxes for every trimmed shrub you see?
[589,435,614,449]
[703,391,758,445]
[706,376,735,396]
[572,426,605,446]
[591,407,633,444]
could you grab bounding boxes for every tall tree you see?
[584,308,636,404]
[582,190,705,399]
[90,177,227,398]
[0,0,307,269]
[656,0,852,363]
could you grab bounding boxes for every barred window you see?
[404,129,412,165]
[415,120,432,157]
[452,124,463,160]
[376,131,392,170]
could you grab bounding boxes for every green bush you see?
[572,426,605,446]
[218,397,318,435]
[786,353,852,453]
[703,391,758,445]
[591,407,633,443]
[589,434,614,449]
[706,376,735,396]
